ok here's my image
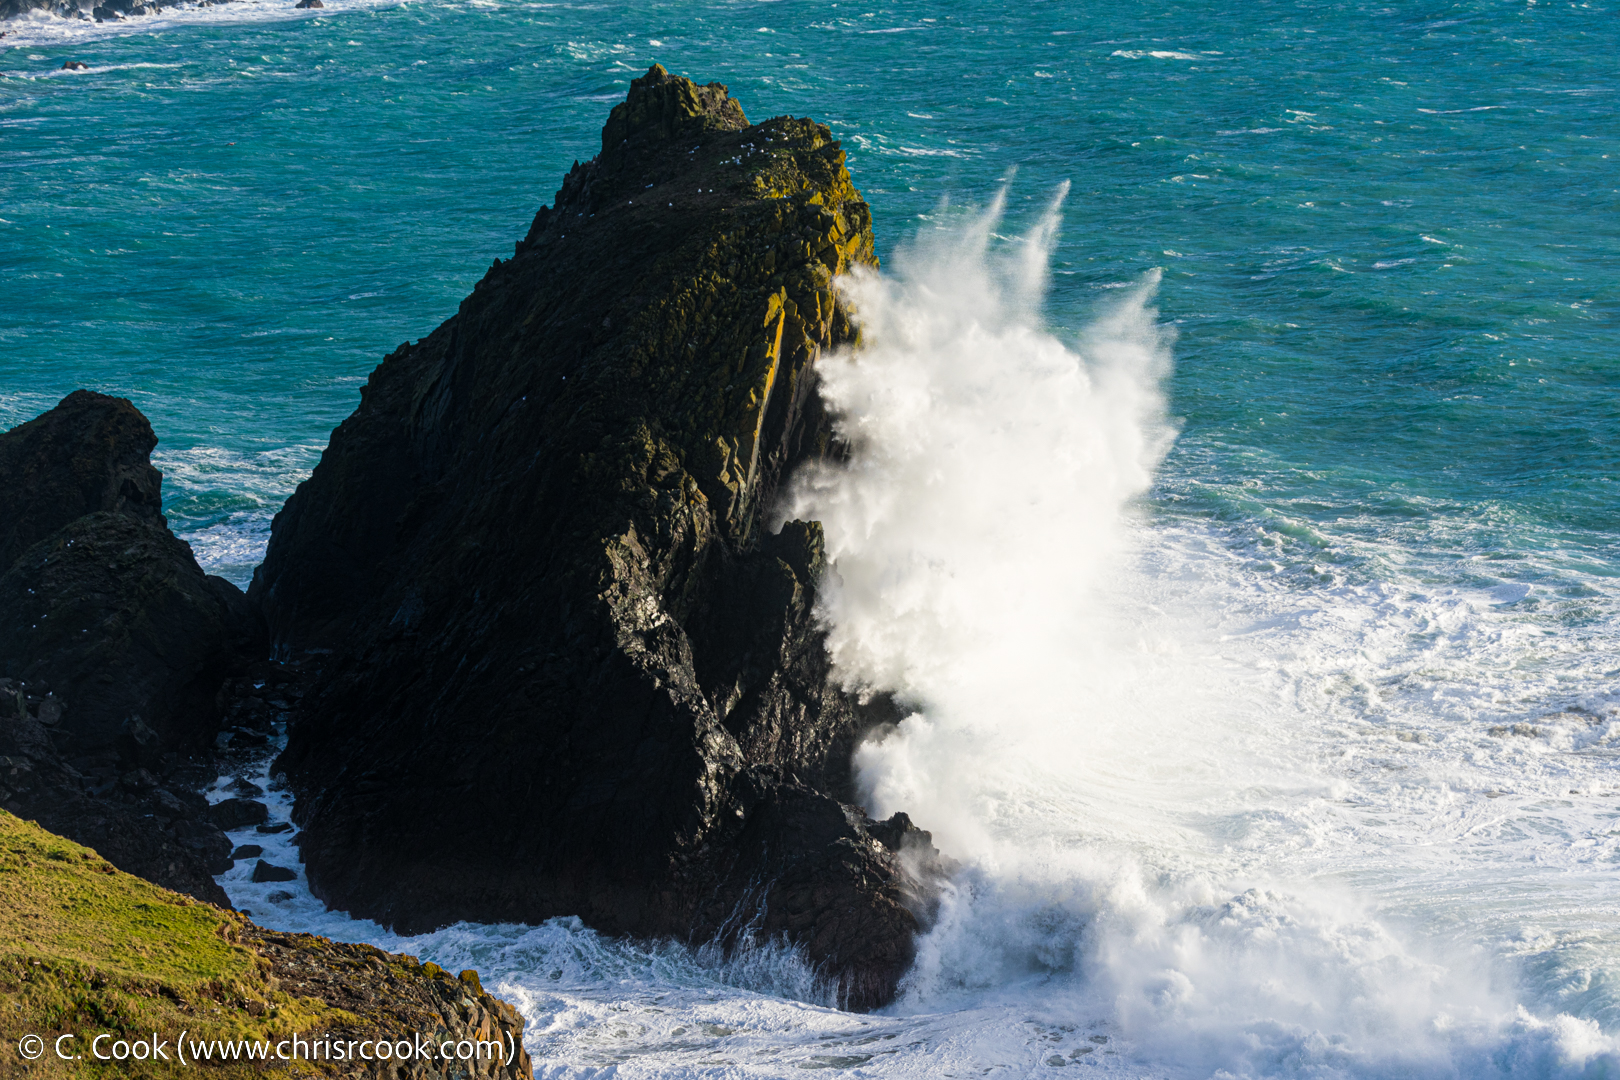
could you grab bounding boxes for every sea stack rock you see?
[255,64,941,1007]
[0,390,264,902]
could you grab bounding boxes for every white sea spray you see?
[780,187,1620,1078]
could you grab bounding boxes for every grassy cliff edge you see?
[0,810,531,1078]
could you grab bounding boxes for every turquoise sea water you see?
[5,2,1620,1076]
[5,0,1614,575]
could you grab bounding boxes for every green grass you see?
[0,809,344,1077]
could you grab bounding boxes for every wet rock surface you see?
[255,65,943,1006]
[0,391,265,906]
[251,858,299,883]
[210,796,271,829]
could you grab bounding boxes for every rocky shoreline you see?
[2,0,279,26]
[0,65,943,1025]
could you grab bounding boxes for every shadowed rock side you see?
[0,390,265,904]
[1,512,262,757]
[254,65,943,1007]
[0,389,164,574]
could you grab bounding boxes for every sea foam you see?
[782,187,1620,1078]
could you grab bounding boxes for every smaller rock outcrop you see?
[60,59,89,70]
[0,511,263,759]
[0,392,264,761]
[0,390,266,905]
[294,0,322,9]
[0,389,162,573]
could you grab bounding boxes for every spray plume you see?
[782,186,1620,1078]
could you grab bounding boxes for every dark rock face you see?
[0,511,263,758]
[254,64,941,1007]
[0,697,233,904]
[0,390,266,905]
[0,389,163,574]
[294,0,321,9]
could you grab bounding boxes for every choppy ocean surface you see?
[5,1,1619,1076]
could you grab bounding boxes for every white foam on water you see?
[1111,49,1205,61]
[0,0,399,53]
[153,441,324,587]
[211,755,1003,1077]
[780,188,1620,1077]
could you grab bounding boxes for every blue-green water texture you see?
[4,2,1620,1077]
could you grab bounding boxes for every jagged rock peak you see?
[601,64,748,153]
